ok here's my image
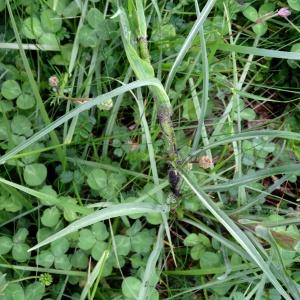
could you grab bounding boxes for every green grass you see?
[0,1,300,299]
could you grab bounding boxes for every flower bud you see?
[277,7,291,18]
[49,75,59,88]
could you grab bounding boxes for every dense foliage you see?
[1,0,300,299]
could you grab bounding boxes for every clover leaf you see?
[23,163,47,186]
[16,93,35,110]
[12,228,31,262]
[25,281,45,300]
[0,236,13,255]
[87,169,107,191]
[41,9,62,33]
[1,80,22,100]
[71,250,89,269]
[36,238,71,270]
[41,207,61,227]
[78,222,109,251]
[122,276,142,299]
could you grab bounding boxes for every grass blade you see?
[177,167,292,300]
[29,202,168,251]
[165,0,216,91]
[0,79,164,165]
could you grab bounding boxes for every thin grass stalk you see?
[137,224,164,300]
[165,0,216,91]
[191,1,209,151]
[80,250,109,300]
[186,130,300,163]
[0,264,86,276]
[136,88,160,187]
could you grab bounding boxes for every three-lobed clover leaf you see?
[184,233,211,261]
[36,238,71,270]
[12,228,31,262]
[77,222,109,256]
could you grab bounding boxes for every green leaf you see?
[71,250,89,269]
[243,6,258,22]
[191,244,205,260]
[87,8,105,29]
[200,251,220,268]
[92,222,109,241]
[182,196,201,212]
[184,233,201,246]
[258,3,275,16]
[145,213,162,225]
[252,23,268,36]
[16,94,36,110]
[78,229,96,250]
[0,236,13,254]
[63,1,80,18]
[22,16,44,39]
[131,229,154,254]
[23,163,47,186]
[41,9,62,33]
[36,250,55,268]
[91,240,108,260]
[0,0,5,12]
[1,80,21,100]
[51,238,69,256]
[288,0,300,11]
[241,108,256,121]
[11,115,32,136]
[78,25,99,48]
[54,254,72,270]
[0,194,22,212]
[122,276,142,299]
[41,207,61,227]
[38,33,59,48]
[13,228,29,243]
[87,169,107,191]
[178,167,293,300]
[4,283,25,300]
[12,243,31,262]
[29,202,167,251]
[25,282,45,300]
[114,235,131,256]
[47,0,69,14]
